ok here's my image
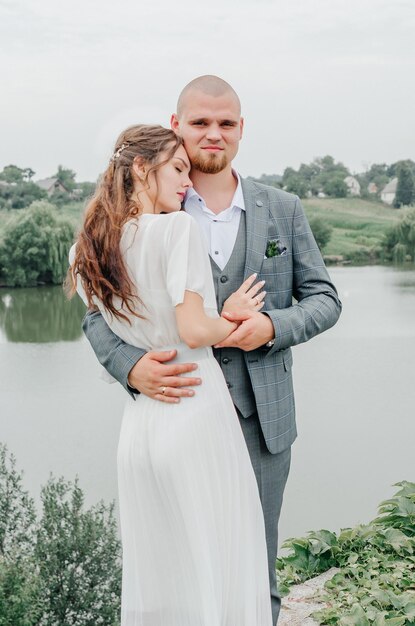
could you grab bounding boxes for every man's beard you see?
[191,151,228,174]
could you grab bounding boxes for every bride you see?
[69,124,272,626]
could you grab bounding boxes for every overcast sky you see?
[1,0,414,182]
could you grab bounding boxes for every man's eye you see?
[192,121,206,126]
[175,167,182,173]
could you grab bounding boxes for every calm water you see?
[0,266,414,544]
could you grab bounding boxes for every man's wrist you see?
[261,312,275,345]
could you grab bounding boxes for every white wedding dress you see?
[72,211,272,626]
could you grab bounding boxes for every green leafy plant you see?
[277,482,415,625]
[0,443,121,626]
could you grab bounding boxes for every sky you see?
[1,0,414,182]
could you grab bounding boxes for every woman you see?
[69,124,272,626]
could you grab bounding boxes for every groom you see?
[83,75,342,624]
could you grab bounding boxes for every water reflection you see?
[0,286,85,342]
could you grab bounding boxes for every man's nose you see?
[205,124,222,141]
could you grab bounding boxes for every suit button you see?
[226,382,232,388]
[220,276,228,283]
[222,357,231,364]
[256,200,263,207]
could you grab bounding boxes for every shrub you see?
[0,444,122,626]
[382,209,415,262]
[308,217,333,251]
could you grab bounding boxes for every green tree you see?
[0,445,122,625]
[0,165,25,183]
[0,201,75,287]
[382,209,415,262]
[282,167,310,198]
[22,168,36,181]
[36,477,121,626]
[394,161,415,208]
[49,188,72,208]
[75,181,96,201]
[308,217,333,251]
[281,156,350,197]
[0,444,36,559]
[0,554,42,626]
[0,444,42,626]
[54,165,76,192]
[0,181,46,210]
[387,158,415,179]
[322,176,348,198]
[247,173,282,188]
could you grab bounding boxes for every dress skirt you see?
[117,344,272,626]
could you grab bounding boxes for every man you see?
[83,75,342,624]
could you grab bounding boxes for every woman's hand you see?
[222,273,266,315]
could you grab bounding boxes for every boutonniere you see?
[265,239,287,259]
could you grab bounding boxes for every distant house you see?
[367,182,378,194]
[35,177,68,196]
[381,178,398,205]
[344,176,361,196]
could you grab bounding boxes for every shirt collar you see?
[184,170,245,212]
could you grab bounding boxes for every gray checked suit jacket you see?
[82,178,342,454]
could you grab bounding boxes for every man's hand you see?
[215,311,275,351]
[127,350,202,404]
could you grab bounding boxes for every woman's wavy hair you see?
[67,124,182,321]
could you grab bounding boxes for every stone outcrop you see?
[278,568,339,626]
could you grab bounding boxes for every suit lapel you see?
[241,178,269,278]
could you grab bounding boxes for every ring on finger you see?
[255,297,260,305]
[160,386,167,395]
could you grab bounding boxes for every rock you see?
[278,568,339,625]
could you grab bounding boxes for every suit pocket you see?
[261,254,290,275]
[282,349,293,372]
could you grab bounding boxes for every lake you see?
[0,265,414,545]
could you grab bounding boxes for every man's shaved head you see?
[176,75,241,118]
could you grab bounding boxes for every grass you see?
[302,197,408,261]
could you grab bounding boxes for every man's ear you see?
[171,113,180,134]
[239,117,244,140]
[132,157,147,181]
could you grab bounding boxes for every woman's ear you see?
[132,157,147,182]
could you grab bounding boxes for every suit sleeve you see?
[82,310,146,399]
[265,197,342,356]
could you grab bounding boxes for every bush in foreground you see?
[0,443,121,626]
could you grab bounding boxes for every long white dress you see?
[73,211,272,626]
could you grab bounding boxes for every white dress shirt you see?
[184,172,245,271]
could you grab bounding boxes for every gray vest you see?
[210,212,257,418]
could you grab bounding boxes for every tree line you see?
[0,157,414,289]
[0,164,95,210]
[1,156,415,213]
[250,156,415,207]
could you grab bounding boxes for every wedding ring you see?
[255,297,260,305]
[161,386,166,395]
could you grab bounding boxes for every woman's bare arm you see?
[176,291,237,349]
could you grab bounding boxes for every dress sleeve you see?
[165,212,212,307]
[69,243,89,307]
